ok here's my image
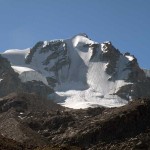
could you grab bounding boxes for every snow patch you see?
[43,41,48,48]
[125,55,134,61]
[12,66,34,73]
[143,69,150,77]
[71,34,96,48]
[12,66,48,85]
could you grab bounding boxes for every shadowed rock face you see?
[100,41,121,76]
[100,42,146,82]
[25,41,44,64]
[0,55,21,97]
[90,41,150,100]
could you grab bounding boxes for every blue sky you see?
[0,0,150,68]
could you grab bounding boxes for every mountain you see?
[1,33,150,108]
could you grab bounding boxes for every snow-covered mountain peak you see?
[73,33,89,38]
[71,33,97,48]
[1,34,150,109]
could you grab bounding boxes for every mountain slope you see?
[0,93,150,150]
[2,33,150,108]
[0,92,64,147]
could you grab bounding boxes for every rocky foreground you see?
[0,93,150,150]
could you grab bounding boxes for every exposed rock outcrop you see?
[0,55,21,97]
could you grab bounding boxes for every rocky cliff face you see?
[0,55,21,97]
